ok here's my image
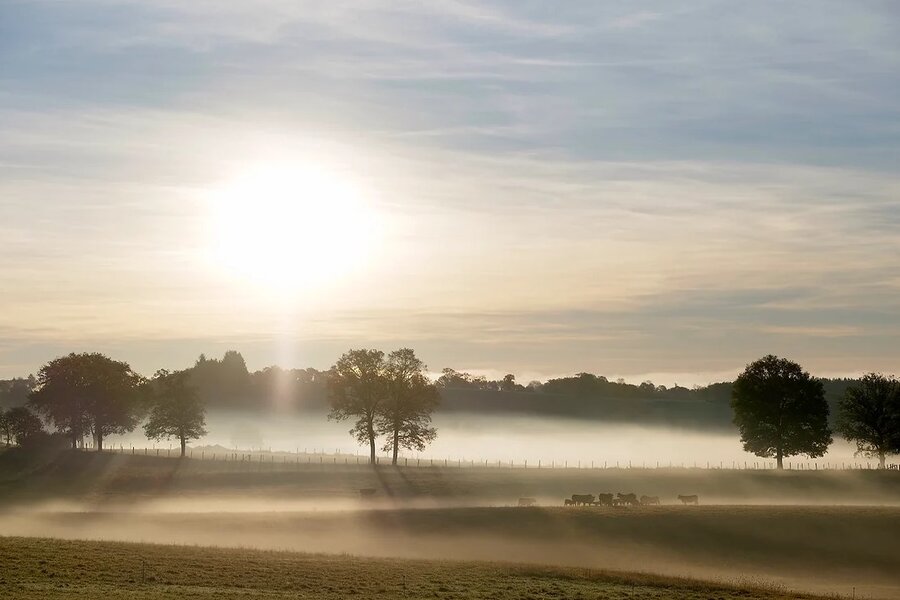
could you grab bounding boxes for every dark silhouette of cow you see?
[617,493,640,506]
[518,497,537,507]
[595,493,614,506]
[571,494,595,506]
[640,495,660,506]
[678,494,699,505]
[564,498,575,506]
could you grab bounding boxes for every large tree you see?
[378,348,439,465]
[838,373,900,469]
[144,370,208,457]
[29,353,143,450]
[328,349,386,464]
[6,406,44,445]
[732,355,832,469]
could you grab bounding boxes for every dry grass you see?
[0,536,826,600]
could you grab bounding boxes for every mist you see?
[104,410,877,468]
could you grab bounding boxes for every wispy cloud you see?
[2,1,900,380]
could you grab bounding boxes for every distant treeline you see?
[0,351,859,430]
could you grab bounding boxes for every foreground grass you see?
[0,536,821,600]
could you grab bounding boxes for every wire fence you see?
[101,445,899,472]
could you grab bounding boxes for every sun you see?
[208,163,378,294]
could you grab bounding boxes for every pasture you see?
[0,536,839,600]
[2,450,899,598]
[2,448,899,506]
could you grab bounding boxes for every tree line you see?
[0,348,441,465]
[1,351,899,470]
[0,354,208,456]
[0,352,863,419]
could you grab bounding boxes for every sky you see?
[1,1,900,385]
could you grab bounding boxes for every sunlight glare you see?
[209,163,379,294]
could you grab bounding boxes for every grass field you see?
[0,536,830,600]
[2,448,899,506]
[2,449,899,599]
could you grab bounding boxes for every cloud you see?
[2,1,900,379]
[612,11,664,30]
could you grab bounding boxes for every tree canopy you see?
[732,355,832,469]
[838,373,900,468]
[144,370,207,457]
[5,406,44,445]
[28,353,143,450]
[328,349,388,464]
[0,376,36,409]
[378,348,439,465]
[0,409,13,446]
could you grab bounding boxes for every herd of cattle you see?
[516,493,700,507]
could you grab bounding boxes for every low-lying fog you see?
[109,411,877,468]
[2,503,898,599]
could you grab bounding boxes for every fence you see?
[102,445,897,472]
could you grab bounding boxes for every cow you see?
[359,488,377,498]
[564,498,575,506]
[571,494,595,506]
[617,493,640,506]
[640,495,660,506]
[518,497,537,507]
[677,494,699,505]
[595,493,615,507]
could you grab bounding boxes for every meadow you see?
[2,449,899,599]
[0,536,838,600]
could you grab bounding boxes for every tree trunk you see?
[879,451,886,469]
[776,448,783,470]
[180,436,187,458]
[392,426,399,465]
[71,432,78,450]
[369,433,376,465]
[96,433,103,452]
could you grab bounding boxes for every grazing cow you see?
[617,493,640,506]
[571,494,595,506]
[677,494,700,505]
[640,495,660,506]
[596,493,614,507]
[564,498,575,506]
[518,497,537,507]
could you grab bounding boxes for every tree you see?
[328,349,387,464]
[0,409,12,446]
[378,349,439,465]
[143,370,207,457]
[838,373,900,469]
[0,376,36,409]
[500,374,524,392]
[188,350,252,408]
[29,353,143,451]
[6,406,44,445]
[732,355,832,469]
